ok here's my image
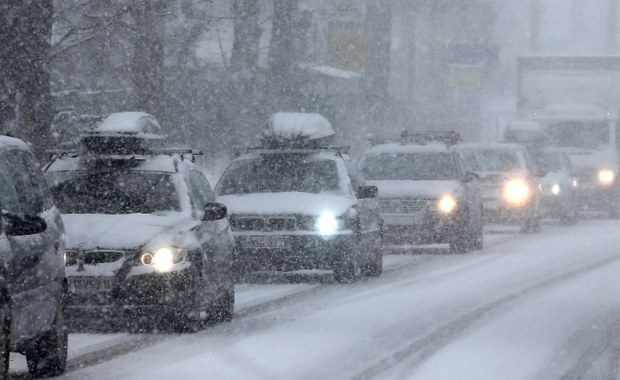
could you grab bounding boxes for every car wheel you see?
[26,299,68,378]
[364,250,383,277]
[449,238,467,254]
[0,294,10,379]
[471,221,484,251]
[333,255,361,283]
[209,288,235,323]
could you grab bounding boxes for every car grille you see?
[65,250,126,266]
[229,215,300,231]
[379,199,430,213]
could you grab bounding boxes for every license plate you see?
[245,236,291,249]
[69,277,114,294]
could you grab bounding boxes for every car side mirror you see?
[202,202,227,222]
[357,185,378,199]
[4,213,47,236]
[463,171,480,182]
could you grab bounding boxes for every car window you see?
[0,152,22,214]
[345,160,366,189]
[217,154,341,195]
[360,152,459,180]
[187,171,213,211]
[460,149,525,172]
[6,150,45,215]
[14,150,54,211]
[48,171,181,214]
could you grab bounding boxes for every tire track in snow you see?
[52,252,440,376]
[350,254,620,380]
[11,231,524,377]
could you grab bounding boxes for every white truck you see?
[515,56,620,217]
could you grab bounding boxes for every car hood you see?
[217,192,357,217]
[367,180,463,199]
[62,212,193,250]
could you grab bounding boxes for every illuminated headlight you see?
[140,247,187,272]
[437,194,457,214]
[551,184,561,195]
[598,169,615,186]
[503,178,531,206]
[572,179,578,188]
[316,213,339,236]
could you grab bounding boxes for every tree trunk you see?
[608,0,618,53]
[231,0,262,74]
[363,0,392,126]
[130,0,167,118]
[0,0,54,157]
[268,0,301,109]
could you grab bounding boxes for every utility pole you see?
[608,0,618,53]
[529,0,541,53]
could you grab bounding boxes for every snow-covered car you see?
[539,149,579,224]
[43,112,235,329]
[456,143,543,232]
[215,113,383,283]
[0,136,67,378]
[358,132,484,253]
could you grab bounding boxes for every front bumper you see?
[380,211,457,244]
[233,232,356,272]
[66,266,199,317]
[482,197,533,224]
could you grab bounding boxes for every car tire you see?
[333,255,361,283]
[449,239,467,254]
[470,221,484,251]
[0,294,10,379]
[26,299,68,378]
[209,288,235,323]
[364,250,383,277]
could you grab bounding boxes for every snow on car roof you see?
[232,149,342,163]
[264,112,334,140]
[93,112,162,137]
[365,142,451,155]
[45,154,182,173]
[0,135,32,152]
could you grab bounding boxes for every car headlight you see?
[503,178,531,206]
[140,247,187,272]
[551,184,561,195]
[316,212,339,236]
[572,179,578,188]
[437,194,457,214]
[598,169,615,186]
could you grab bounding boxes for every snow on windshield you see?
[217,154,341,195]
[360,153,459,181]
[48,171,180,214]
[460,149,526,172]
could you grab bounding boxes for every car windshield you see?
[47,171,180,214]
[543,153,564,172]
[216,154,342,195]
[360,152,458,180]
[546,121,610,149]
[460,149,525,172]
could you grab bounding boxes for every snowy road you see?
[9,220,620,379]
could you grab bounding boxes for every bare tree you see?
[362,0,392,126]
[0,0,54,157]
[129,0,167,118]
[231,0,262,75]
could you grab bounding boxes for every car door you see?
[186,171,232,297]
[1,149,62,341]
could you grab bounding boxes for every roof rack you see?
[400,131,461,146]
[235,145,350,157]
